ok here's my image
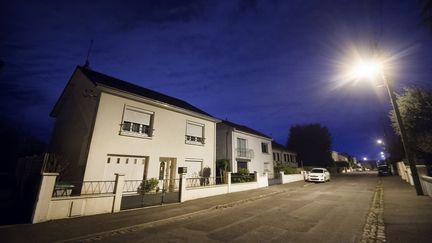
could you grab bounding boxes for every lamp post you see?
[380,73,423,195]
[348,58,423,195]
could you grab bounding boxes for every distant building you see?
[216,120,273,177]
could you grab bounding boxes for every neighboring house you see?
[332,150,352,172]
[50,66,219,182]
[216,120,273,177]
[272,141,298,168]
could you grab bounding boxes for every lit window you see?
[120,105,154,138]
[185,121,205,145]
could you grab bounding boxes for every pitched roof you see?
[272,141,297,154]
[272,141,286,150]
[77,66,213,118]
[221,120,272,139]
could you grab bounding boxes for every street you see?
[67,173,379,242]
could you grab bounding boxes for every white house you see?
[50,66,219,182]
[272,141,298,168]
[216,120,273,177]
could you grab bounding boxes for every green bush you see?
[231,168,255,183]
[138,178,159,194]
[274,164,299,175]
[283,167,298,175]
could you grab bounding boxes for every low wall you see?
[182,172,268,201]
[185,185,228,201]
[34,172,270,222]
[396,163,432,196]
[280,173,304,184]
[420,176,432,198]
[32,173,124,223]
[230,181,260,193]
[48,194,115,220]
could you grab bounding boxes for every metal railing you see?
[231,173,256,183]
[186,177,225,188]
[52,180,116,197]
[235,148,254,159]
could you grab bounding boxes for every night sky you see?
[1,0,432,160]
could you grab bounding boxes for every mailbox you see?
[178,167,187,174]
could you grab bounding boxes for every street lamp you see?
[350,58,423,195]
[376,139,383,145]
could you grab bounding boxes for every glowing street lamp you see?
[376,139,383,145]
[363,157,368,161]
[349,57,423,195]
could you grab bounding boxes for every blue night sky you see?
[1,0,432,160]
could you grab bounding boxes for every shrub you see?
[231,168,255,183]
[137,178,159,194]
[283,167,298,175]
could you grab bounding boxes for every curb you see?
[360,178,386,243]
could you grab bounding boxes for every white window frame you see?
[120,105,154,139]
[261,142,269,154]
[185,120,205,145]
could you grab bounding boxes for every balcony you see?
[236,148,254,159]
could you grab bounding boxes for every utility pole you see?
[383,74,423,195]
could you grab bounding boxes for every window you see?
[185,121,205,145]
[120,105,154,138]
[261,142,269,153]
[237,161,248,170]
[273,152,276,160]
[237,138,247,157]
[284,154,288,162]
[276,153,280,161]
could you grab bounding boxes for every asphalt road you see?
[91,173,379,243]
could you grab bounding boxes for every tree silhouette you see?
[389,87,432,174]
[286,123,333,167]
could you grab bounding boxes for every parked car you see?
[307,168,331,182]
[377,165,392,176]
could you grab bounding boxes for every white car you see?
[307,168,331,182]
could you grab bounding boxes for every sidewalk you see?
[0,181,305,242]
[382,176,432,243]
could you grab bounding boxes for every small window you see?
[120,105,154,138]
[117,158,120,164]
[134,159,137,164]
[185,121,205,145]
[237,161,248,170]
[126,158,129,164]
[273,152,276,160]
[107,158,111,164]
[261,143,269,153]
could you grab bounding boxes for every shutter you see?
[186,123,203,137]
[124,108,151,125]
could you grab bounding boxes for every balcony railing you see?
[235,148,254,159]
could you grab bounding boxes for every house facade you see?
[272,141,298,168]
[50,66,219,182]
[216,120,273,177]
